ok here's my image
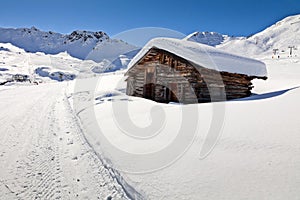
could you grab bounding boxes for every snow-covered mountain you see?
[0,26,140,85]
[0,27,138,62]
[183,31,231,46]
[187,14,300,58]
[217,14,300,57]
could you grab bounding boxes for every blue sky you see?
[0,0,299,37]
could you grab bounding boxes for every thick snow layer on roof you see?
[128,38,267,77]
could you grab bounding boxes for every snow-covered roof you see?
[127,38,267,77]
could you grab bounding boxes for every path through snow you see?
[0,83,130,199]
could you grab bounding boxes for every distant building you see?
[125,38,267,103]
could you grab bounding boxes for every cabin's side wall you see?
[126,48,254,103]
[126,65,145,98]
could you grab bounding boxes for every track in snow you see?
[0,83,131,199]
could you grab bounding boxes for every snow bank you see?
[34,67,76,81]
[73,56,300,199]
[128,38,267,77]
[0,42,134,84]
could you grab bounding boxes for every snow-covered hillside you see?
[0,27,137,62]
[187,15,300,59]
[0,42,127,85]
[218,14,300,57]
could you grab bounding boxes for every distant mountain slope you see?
[218,14,300,57]
[0,27,137,62]
[186,15,300,58]
[183,31,231,46]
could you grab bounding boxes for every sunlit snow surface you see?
[0,14,300,200]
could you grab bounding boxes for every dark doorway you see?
[143,83,155,100]
[143,66,156,100]
[165,83,178,102]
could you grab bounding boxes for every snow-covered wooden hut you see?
[125,38,267,103]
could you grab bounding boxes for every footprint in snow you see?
[71,156,78,160]
[67,139,73,145]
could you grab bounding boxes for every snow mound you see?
[34,67,76,81]
[0,42,105,84]
[128,38,267,77]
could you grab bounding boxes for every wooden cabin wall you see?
[126,48,255,103]
[126,65,145,97]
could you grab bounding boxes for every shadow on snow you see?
[233,86,300,102]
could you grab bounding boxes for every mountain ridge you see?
[0,14,299,63]
[0,26,137,62]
